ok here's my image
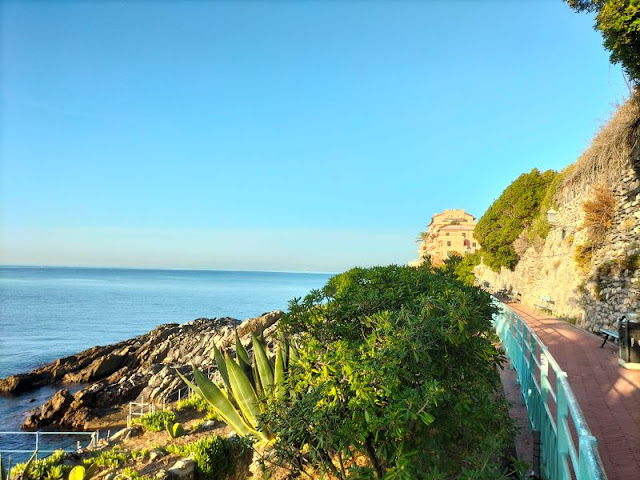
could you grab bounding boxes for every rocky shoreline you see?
[0,310,284,430]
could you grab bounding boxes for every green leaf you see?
[235,330,250,367]
[212,344,232,393]
[274,344,285,401]
[225,356,270,442]
[252,334,274,396]
[189,368,254,437]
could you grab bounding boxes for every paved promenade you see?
[504,302,640,480]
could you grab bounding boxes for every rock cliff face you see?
[475,95,640,331]
[0,310,284,430]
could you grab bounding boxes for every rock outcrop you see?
[1,310,284,430]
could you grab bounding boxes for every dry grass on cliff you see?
[564,90,640,192]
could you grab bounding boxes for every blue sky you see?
[0,1,630,272]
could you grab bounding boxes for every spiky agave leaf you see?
[192,368,256,437]
[225,356,271,443]
[21,451,37,480]
[212,344,232,393]
[235,330,250,367]
[252,334,274,396]
[274,344,286,401]
[176,369,253,437]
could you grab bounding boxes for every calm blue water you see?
[0,266,332,438]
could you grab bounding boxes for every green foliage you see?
[166,436,249,480]
[178,338,290,443]
[620,251,640,271]
[10,450,70,480]
[0,453,6,480]
[176,394,221,421]
[266,265,514,479]
[116,467,152,480]
[84,447,132,469]
[439,252,482,286]
[565,0,640,84]
[475,168,559,271]
[132,410,177,432]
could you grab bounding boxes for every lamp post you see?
[546,208,574,239]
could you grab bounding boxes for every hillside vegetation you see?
[474,168,560,271]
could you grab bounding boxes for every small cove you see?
[0,266,332,460]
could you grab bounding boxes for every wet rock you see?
[3,311,284,430]
[23,388,74,429]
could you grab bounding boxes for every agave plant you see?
[0,453,6,480]
[177,332,292,444]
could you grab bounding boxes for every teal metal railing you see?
[493,301,607,480]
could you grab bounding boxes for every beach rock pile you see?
[0,310,284,430]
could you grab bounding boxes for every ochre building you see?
[410,209,481,266]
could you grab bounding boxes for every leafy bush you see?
[132,410,177,432]
[474,168,559,271]
[166,436,249,480]
[439,252,482,285]
[83,447,148,469]
[10,450,70,480]
[176,394,209,413]
[565,0,640,84]
[266,265,514,479]
[176,394,221,421]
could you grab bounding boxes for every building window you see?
[473,242,476,247]
[445,232,449,236]
[462,233,466,238]
[447,241,451,247]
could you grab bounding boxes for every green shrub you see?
[176,394,209,413]
[84,447,131,469]
[166,436,249,480]
[132,410,176,432]
[267,265,514,479]
[176,394,221,421]
[565,0,640,84]
[9,450,70,480]
[474,168,559,271]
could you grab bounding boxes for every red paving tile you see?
[503,302,640,480]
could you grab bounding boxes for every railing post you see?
[557,372,569,480]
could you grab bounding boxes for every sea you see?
[0,266,333,462]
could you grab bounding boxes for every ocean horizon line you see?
[0,263,340,276]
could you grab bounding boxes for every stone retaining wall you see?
[476,148,640,332]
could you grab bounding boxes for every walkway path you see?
[504,302,640,480]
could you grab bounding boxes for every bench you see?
[599,315,625,348]
[534,296,554,315]
[599,327,619,348]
